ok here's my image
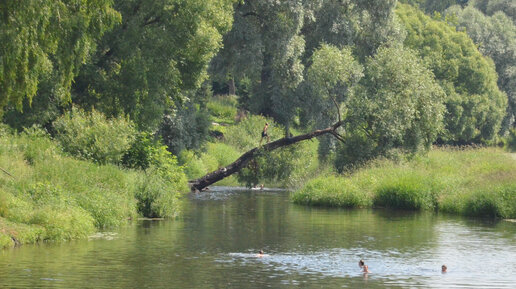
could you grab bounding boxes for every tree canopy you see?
[397,3,506,143]
[72,0,235,130]
[0,0,120,115]
[445,4,516,131]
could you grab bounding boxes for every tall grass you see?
[292,147,516,218]
[207,95,238,124]
[0,129,188,249]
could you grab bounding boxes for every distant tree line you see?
[1,0,515,171]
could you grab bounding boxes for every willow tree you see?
[470,0,516,24]
[397,3,507,144]
[445,5,516,131]
[0,0,120,116]
[223,0,307,136]
[191,44,445,190]
[73,0,236,131]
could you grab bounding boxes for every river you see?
[1,186,515,288]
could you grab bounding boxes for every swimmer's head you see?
[441,265,447,272]
[359,259,364,267]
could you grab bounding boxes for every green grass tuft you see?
[293,147,516,218]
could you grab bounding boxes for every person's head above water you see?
[359,259,365,268]
[362,265,370,273]
[258,250,264,255]
[442,264,447,273]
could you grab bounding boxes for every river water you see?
[1,186,515,288]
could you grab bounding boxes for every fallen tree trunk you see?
[189,121,343,191]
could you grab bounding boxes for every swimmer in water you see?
[256,250,265,257]
[442,264,447,273]
[359,259,365,268]
[362,264,370,273]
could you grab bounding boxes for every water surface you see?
[1,186,515,288]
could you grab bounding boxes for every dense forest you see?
[1,0,516,247]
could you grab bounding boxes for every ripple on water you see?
[217,244,516,288]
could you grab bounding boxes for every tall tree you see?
[336,44,445,170]
[303,0,403,63]
[445,5,516,130]
[0,0,120,116]
[73,0,235,130]
[191,43,445,190]
[397,3,507,144]
[470,0,516,24]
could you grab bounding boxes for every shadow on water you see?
[0,186,515,288]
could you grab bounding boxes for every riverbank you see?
[292,147,516,219]
[0,131,188,249]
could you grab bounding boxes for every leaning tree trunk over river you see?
[189,121,344,191]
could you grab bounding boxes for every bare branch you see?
[330,131,346,143]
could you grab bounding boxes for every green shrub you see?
[224,115,283,151]
[205,142,241,167]
[179,150,208,179]
[29,206,95,240]
[292,176,371,208]
[374,173,436,210]
[463,185,516,218]
[53,107,136,165]
[135,166,188,218]
[294,147,516,218]
[0,232,13,249]
[0,131,189,249]
[199,152,219,173]
[207,95,238,124]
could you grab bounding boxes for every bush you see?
[224,115,283,151]
[205,142,241,167]
[0,131,189,249]
[135,166,188,218]
[294,147,516,218]
[207,95,238,124]
[374,173,437,210]
[292,176,371,208]
[53,106,136,165]
[179,150,208,179]
[462,185,516,218]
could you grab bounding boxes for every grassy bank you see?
[292,147,516,219]
[0,130,188,249]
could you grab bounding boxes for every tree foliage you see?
[335,45,445,170]
[445,4,516,131]
[470,0,516,24]
[0,0,120,115]
[397,3,506,143]
[73,0,235,130]
[53,106,135,165]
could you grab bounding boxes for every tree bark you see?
[189,121,343,191]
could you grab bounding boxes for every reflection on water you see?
[0,187,515,288]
